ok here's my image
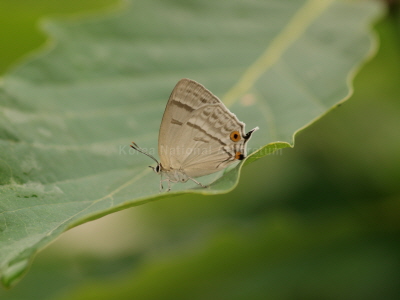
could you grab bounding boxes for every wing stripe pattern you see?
[186,121,227,146]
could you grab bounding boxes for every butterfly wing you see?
[178,103,256,177]
[158,79,220,169]
[158,79,257,178]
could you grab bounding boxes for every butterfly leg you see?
[187,176,208,188]
[159,173,172,192]
[159,173,163,192]
[159,178,172,192]
[166,179,172,192]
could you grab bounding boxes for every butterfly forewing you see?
[158,79,220,168]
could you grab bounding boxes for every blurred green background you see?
[1,0,400,299]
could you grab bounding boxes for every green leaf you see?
[0,0,381,288]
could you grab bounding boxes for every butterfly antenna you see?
[130,142,159,164]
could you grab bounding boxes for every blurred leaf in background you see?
[1,0,400,299]
[0,0,118,74]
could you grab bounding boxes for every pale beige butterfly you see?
[131,78,259,191]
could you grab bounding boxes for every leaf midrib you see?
[222,0,334,107]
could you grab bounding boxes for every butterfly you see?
[131,78,259,191]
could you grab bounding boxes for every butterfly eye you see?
[235,152,244,160]
[230,131,241,142]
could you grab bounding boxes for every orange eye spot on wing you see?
[235,152,244,160]
[230,131,241,142]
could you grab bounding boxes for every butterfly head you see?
[149,163,162,174]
